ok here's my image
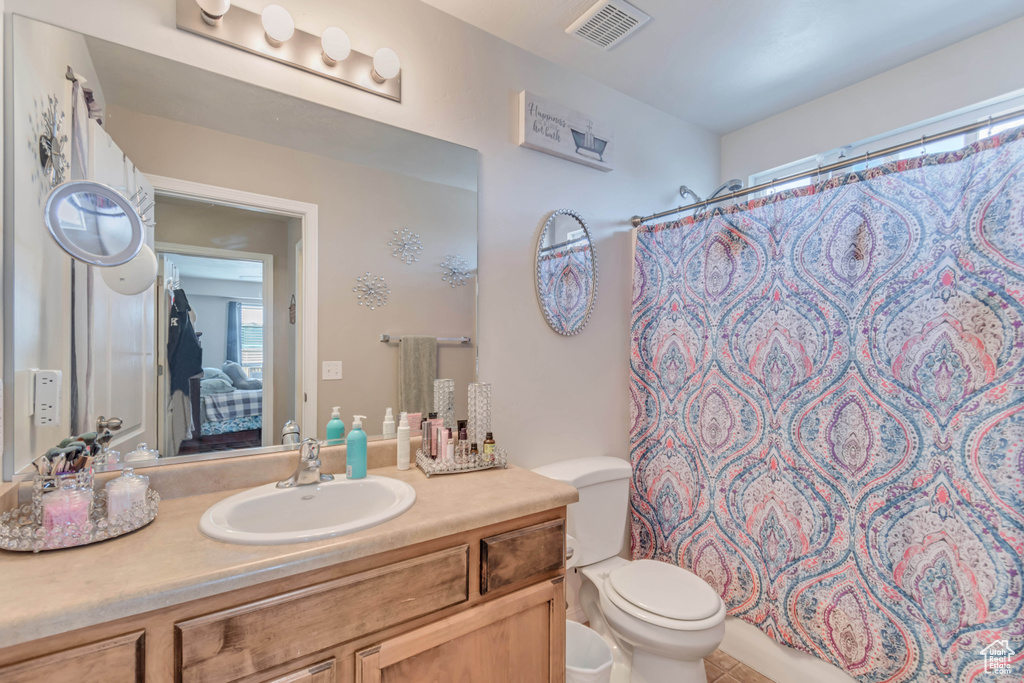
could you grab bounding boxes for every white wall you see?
[181,276,263,370]
[722,15,1024,182]
[5,0,719,470]
[6,19,104,469]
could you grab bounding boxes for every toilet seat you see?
[602,560,725,631]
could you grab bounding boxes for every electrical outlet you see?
[322,361,343,381]
[34,370,62,427]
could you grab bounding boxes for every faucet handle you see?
[299,437,321,461]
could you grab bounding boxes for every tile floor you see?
[705,649,775,683]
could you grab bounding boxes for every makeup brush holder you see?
[415,446,508,477]
[0,474,159,553]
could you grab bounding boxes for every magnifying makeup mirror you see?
[44,180,145,266]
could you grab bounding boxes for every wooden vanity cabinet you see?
[355,577,565,683]
[0,631,145,683]
[0,509,566,683]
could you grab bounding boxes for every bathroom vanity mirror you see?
[535,210,597,336]
[44,180,145,266]
[4,16,478,478]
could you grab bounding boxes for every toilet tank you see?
[532,456,632,567]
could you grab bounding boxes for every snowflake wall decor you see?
[353,272,391,310]
[441,254,471,288]
[39,95,68,189]
[388,228,423,265]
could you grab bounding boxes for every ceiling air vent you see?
[566,0,651,50]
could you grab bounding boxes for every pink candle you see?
[42,489,91,530]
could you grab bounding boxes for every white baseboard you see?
[720,617,857,683]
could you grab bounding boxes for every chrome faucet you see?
[277,438,335,488]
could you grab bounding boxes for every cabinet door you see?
[355,578,565,683]
[0,631,144,683]
[265,658,336,683]
[177,546,469,683]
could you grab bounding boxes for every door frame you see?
[156,243,275,448]
[147,174,319,443]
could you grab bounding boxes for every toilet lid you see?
[608,560,721,621]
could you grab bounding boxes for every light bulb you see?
[101,244,158,296]
[321,27,351,65]
[371,48,400,83]
[196,0,231,26]
[261,5,294,47]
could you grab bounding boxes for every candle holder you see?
[433,379,455,430]
[468,382,491,448]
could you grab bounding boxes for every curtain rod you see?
[631,107,1024,228]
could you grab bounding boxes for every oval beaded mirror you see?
[535,209,598,336]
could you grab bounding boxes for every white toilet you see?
[533,456,726,683]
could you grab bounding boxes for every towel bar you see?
[380,334,471,344]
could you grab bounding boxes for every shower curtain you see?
[629,126,1024,682]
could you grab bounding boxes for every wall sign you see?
[518,91,614,172]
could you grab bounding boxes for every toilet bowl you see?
[532,457,726,683]
[579,557,725,683]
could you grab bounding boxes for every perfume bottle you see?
[482,432,495,465]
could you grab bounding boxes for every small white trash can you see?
[566,620,613,683]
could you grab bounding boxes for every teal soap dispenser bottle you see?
[346,415,367,479]
[326,407,346,446]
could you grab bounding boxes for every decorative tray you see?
[415,447,508,477]
[0,478,160,553]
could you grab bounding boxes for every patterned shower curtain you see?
[629,126,1024,682]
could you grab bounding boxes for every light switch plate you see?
[322,361,343,381]
[34,370,61,427]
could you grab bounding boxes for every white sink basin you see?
[199,475,416,545]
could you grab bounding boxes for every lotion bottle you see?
[326,407,346,446]
[346,415,367,479]
[382,407,396,438]
[397,412,411,470]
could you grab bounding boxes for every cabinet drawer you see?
[481,519,564,594]
[176,545,469,683]
[0,631,144,683]
[264,658,336,683]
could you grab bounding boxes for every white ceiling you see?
[166,253,264,282]
[420,0,1024,133]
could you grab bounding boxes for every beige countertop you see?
[0,464,577,648]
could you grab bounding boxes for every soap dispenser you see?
[326,407,346,446]
[346,415,367,479]
[382,407,396,438]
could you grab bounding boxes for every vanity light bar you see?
[176,0,401,102]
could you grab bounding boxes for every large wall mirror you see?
[4,16,478,478]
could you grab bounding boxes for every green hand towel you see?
[398,336,437,416]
